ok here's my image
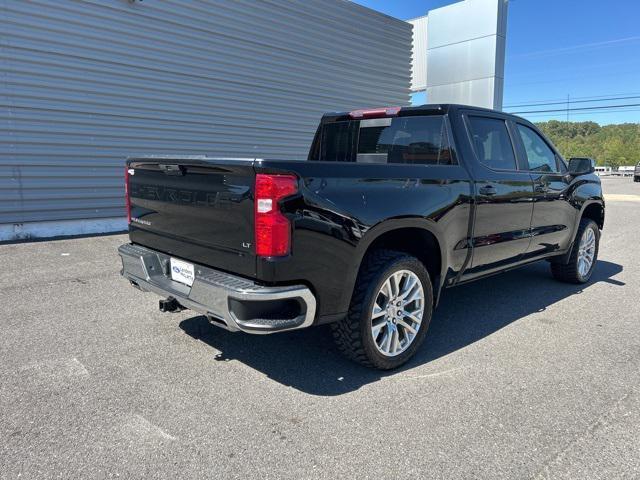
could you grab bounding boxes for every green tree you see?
[536,121,640,168]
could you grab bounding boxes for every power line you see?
[504,91,640,107]
[504,92,640,108]
[511,103,640,115]
[573,92,640,100]
[506,68,640,88]
[521,108,640,119]
[567,91,640,101]
[512,35,640,59]
[504,95,640,109]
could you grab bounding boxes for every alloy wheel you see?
[577,227,596,277]
[370,270,424,357]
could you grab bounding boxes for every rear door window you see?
[468,116,518,171]
[356,115,455,165]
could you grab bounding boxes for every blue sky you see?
[352,0,640,124]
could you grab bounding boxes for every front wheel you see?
[331,250,433,370]
[551,219,599,284]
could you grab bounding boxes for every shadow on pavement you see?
[179,260,623,396]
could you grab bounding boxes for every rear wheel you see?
[331,250,433,370]
[551,218,599,284]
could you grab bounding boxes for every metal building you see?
[410,0,508,110]
[0,0,412,240]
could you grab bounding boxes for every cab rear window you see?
[312,115,456,165]
[356,116,454,165]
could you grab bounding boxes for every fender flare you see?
[336,218,449,312]
[559,198,604,264]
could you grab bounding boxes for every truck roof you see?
[321,103,528,123]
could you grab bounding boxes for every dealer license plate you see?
[170,257,195,287]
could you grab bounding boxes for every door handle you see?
[534,184,548,193]
[479,185,497,196]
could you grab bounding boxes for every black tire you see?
[331,250,433,370]
[550,218,599,284]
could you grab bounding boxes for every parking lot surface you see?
[1,177,639,479]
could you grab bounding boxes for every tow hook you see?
[159,296,184,313]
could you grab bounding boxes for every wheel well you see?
[363,228,442,283]
[582,203,604,229]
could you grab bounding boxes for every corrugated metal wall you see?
[409,15,428,92]
[0,0,412,228]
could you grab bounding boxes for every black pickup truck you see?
[119,104,605,369]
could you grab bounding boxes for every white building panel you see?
[427,0,508,49]
[409,0,508,109]
[427,35,501,87]
[427,78,502,112]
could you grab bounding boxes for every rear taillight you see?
[254,174,298,257]
[125,166,131,224]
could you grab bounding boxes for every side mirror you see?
[568,157,595,176]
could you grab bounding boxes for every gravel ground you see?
[1,177,639,479]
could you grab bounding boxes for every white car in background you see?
[617,166,636,177]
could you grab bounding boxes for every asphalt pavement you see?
[1,177,639,479]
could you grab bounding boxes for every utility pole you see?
[565,93,570,156]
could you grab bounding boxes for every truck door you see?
[464,114,534,275]
[513,123,576,256]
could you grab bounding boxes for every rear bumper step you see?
[118,243,316,334]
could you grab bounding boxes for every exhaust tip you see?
[207,314,230,329]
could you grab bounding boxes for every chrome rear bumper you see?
[118,243,316,334]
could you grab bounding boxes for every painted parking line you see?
[20,357,89,381]
[122,414,177,442]
[604,194,640,203]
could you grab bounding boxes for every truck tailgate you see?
[127,157,257,278]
